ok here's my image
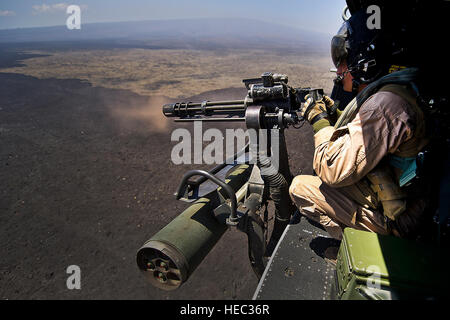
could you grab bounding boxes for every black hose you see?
[175,170,239,225]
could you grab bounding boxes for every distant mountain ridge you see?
[0,18,330,52]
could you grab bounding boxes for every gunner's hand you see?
[301,95,334,133]
[301,95,334,123]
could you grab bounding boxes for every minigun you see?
[137,72,324,291]
[162,72,323,130]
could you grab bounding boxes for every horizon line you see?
[0,17,333,36]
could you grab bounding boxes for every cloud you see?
[31,3,88,15]
[32,3,69,15]
[0,10,16,16]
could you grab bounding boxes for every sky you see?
[0,0,346,35]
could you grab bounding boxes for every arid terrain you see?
[0,26,334,300]
[0,48,332,98]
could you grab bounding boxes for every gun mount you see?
[137,72,325,290]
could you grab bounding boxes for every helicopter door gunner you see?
[289,2,431,240]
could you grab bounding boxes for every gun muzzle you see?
[162,100,246,119]
[136,164,251,290]
[162,103,176,117]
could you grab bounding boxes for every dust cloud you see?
[109,96,172,133]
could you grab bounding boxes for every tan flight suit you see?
[289,88,428,240]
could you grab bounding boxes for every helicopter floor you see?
[253,213,340,300]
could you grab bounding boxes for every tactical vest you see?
[335,82,428,221]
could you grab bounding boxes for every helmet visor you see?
[331,22,349,67]
[331,36,348,68]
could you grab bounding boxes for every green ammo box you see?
[335,228,449,300]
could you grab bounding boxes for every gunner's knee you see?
[289,175,318,200]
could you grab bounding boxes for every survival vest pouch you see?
[366,162,407,221]
[334,68,428,221]
[367,84,428,220]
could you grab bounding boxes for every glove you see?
[301,95,335,122]
[301,95,335,133]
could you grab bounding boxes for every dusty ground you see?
[0,48,333,98]
[0,47,333,299]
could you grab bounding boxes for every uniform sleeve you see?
[312,91,415,187]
